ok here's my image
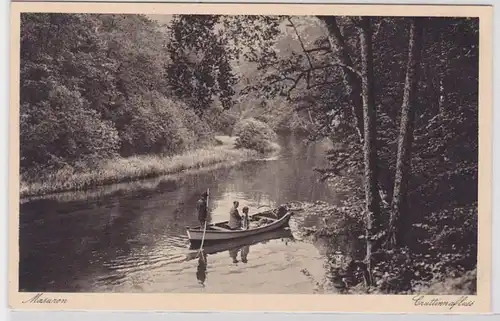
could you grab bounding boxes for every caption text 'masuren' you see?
[22,293,68,304]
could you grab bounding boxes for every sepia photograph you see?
[9,2,493,313]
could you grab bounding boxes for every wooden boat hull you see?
[185,227,294,260]
[186,210,293,243]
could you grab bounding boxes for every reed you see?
[20,136,258,198]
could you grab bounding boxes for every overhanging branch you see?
[287,17,314,71]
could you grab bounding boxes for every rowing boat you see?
[186,209,293,244]
[185,227,294,260]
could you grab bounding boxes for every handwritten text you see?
[412,295,475,310]
[22,293,68,304]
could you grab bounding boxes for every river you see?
[19,134,363,294]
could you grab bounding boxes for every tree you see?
[221,14,479,292]
[317,16,364,143]
[165,15,237,116]
[357,17,381,283]
[20,13,219,169]
[388,18,424,248]
[20,13,121,170]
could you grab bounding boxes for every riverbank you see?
[288,200,477,295]
[20,136,264,198]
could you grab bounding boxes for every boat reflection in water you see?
[228,244,250,264]
[187,228,295,287]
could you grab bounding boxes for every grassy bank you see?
[20,136,259,198]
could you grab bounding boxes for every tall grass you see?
[20,138,258,198]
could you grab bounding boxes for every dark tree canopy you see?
[165,15,237,115]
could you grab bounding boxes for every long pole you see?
[197,188,209,262]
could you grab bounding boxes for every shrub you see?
[232,118,279,153]
[20,84,120,172]
[414,269,477,295]
[233,117,276,140]
[118,92,213,156]
[209,108,239,136]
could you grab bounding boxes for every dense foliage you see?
[20,13,236,176]
[165,15,237,116]
[21,13,479,294]
[232,15,479,293]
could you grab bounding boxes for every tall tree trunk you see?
[388,18,424,248]
[438,77,446,115]
[321,17,395,222]
[358,16,380,285]
[436,30,446,116]
[318,16,364,143]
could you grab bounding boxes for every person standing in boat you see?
[197,191,210,227]
[228,201,242,230]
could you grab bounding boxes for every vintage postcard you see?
[9,2,493,313]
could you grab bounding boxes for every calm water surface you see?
[19,135,362,293]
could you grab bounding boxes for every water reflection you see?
[314,215,365,293]
[228,244,250,264]
[241,245,250,263]
[192,228,294,287]
[196,252,208,287]
[19,135,349,293]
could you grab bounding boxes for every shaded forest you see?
[20,13,479,293]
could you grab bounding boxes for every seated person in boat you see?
[197,191,210,227]
[242,206,250,230]
[228,201,242,230]
[276,205,288,219]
